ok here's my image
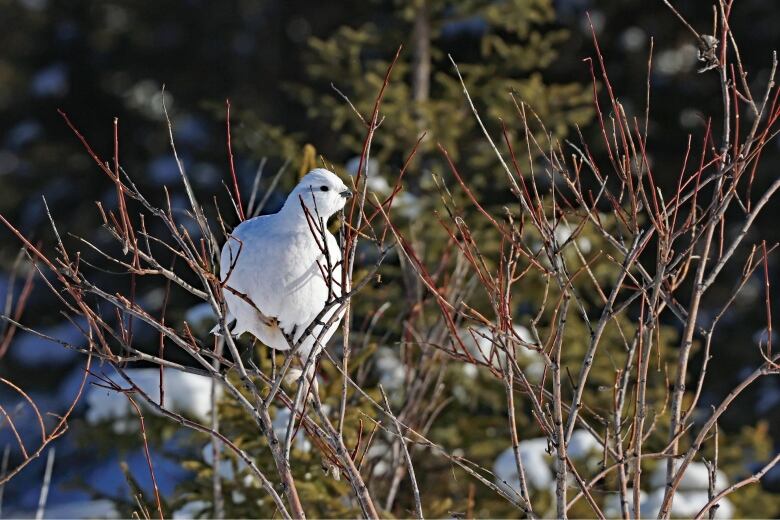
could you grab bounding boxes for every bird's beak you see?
[340,189,353,199]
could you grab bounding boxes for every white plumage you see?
[217,168,352,366]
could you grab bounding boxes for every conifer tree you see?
[288,0,592,176]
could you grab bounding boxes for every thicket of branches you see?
[0,2,779,518]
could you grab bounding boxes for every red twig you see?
[0,265,35,359]
[226,99,245,221]
[126,394,165,520]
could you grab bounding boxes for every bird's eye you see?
[320,186,329,192]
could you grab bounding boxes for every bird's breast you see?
[224,225,341,330]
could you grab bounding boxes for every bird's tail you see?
[210,312,237,336]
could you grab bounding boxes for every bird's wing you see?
[324,231,343,293]
[222,215,287,317]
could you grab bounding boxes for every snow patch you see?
[494,438,553,492]
[202,442,245,480]
[172,500,209,519]
[567,429,601,459]
[8,499,119,519]
[643,488,733,519]
[10,318,85,366]
[603,489,647,518]
[461,324,540,378]
[185,302,217,332]
[374,347,406,392]
[272,407,312,453]
[649,461,728,492]
[31,63,69,97]
[86,368,217,432]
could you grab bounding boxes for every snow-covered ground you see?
[9,317,86,366]
[0,362,212,517]
[6,499,119,519]
[86,367,218,432]
[494,435,735,518]
[460,324,544,380]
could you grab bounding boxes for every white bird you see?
[217,168,352,371]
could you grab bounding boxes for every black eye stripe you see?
[320,186,329,192]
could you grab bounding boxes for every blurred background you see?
[0,0,778,517]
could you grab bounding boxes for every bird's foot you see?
[263,315,280,329]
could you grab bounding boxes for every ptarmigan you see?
[217,168,352,369]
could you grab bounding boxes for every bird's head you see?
[288,168,352,219]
